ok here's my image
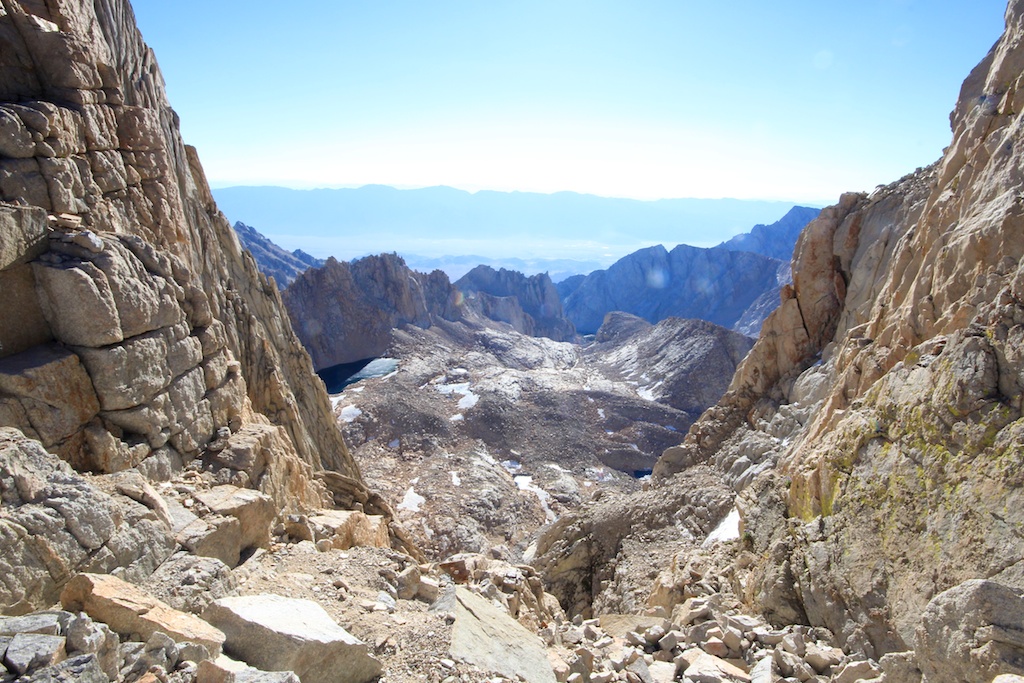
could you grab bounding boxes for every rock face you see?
[641,0,1024,668]
[0,0,376,612]
[284,254,581,370]
[717,206,821,261]
[455,265,576,342]
[283,253,461,369]
[232,221,322,287]
[562,243,788,335]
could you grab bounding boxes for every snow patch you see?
[451,471,462,487]
[449,413,464,422]
[514,475,556,523]
[502,460,522,474]
[398,487,425,513]
[597,408,606,420]
[339,405,362,423]
[702,507,741,547]
[545,463,570,473]
[637,387,656,401]
[436,381,479,412]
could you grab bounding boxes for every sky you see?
[131,1,1007,205]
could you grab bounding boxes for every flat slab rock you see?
[679,648,750,683]
[60,573,225,657]
[450,586,556,683]
[202,594,381,683]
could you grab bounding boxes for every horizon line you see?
[208,181,833,208]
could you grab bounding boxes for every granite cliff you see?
[562,244,790,335]
[560,208,818,336]
[455,265,576,342]
[0,0,382,613]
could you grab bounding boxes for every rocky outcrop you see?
[455,265,576,342]
[643,0,1024,668]
[232,221,322,287]
[0,0,379,612]
[562,243,788,335]
[283,253,461,369]
[717,206,821,261]
[0,428,174,614]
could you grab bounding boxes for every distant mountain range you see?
[212,185,813,268]
[559,206,819,334]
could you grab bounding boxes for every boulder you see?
[143,553,238,615]
[3,632,66,675]
[308,509,389,550]
[915,579,1024,683]
[677,648,750,683]
[202,594,381,683]
[60,573,225,657]
[450,586,556,683]
[194,486,275,551]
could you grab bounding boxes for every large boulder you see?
[60,573,225,657]
[202,594,381,683]
[915,579,1024,683]
[450,586,556,683]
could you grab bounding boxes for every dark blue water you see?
[318,357,398,393]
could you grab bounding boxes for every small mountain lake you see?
[318,357,398,393]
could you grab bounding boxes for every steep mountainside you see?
[455,265,576,342]
[0,0,378,610]
[537,2,1024,679]
[232,221,322,286]
[718,205,822,260]
[562,243,788,334]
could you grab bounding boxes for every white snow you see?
[702,507,741,547]
[514,475,556,523]
[436,381,479,412]
[637,387,656,401]
[597,408,606,420]
[545,463,570,473]
[501,460,522,473]
[339,405,362,423]
[330,395,345,409]
[449,413,464,422]
[451,471,462,486]
[398,487,425,513]
[436,382,470,395]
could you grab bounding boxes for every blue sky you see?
[132,1,1006,204]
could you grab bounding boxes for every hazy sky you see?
[132,1,1006,204]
